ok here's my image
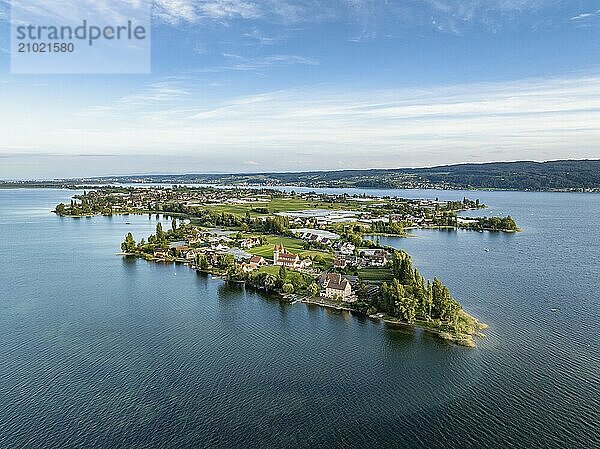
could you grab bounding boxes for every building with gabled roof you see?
[273,244,303,269]
[318,272,353,300]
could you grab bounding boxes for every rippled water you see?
[0,188,598,449]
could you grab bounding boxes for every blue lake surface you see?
[0,188,599,449]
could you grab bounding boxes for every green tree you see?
[282,283,294,294]
[218,254,236,270]
[155,222,165,245]
[308,282,319,297]
[197,253,209,270]
[279,265,287,280]
[399,257,415,285]
[121,232,136,253]
[263,274,277,290]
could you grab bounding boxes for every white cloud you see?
[8,0,150,26]
[3,74,600,171]
[196,53,318,72]
[154,0,262,23]
[154,0,198,23]
[2,0,573,36]
[226,53,318,69]
[570,13,593,21]
[569,10,600,21]
[151,0,559,32]
[120,80,191,104]
[199,0,261,19]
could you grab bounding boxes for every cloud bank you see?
[3,74,600,172]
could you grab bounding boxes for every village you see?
[147,224,395,304]
[55,185,500,232]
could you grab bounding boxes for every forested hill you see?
[91,160,600,191]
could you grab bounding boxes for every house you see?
[334,241,356,255]
[248,255,267,267]
[240,237,262,249]
[175,245,192,257]
[240,255,267,272]
[333,256,347,269]
[318,272,353,300]
[273,244,303,269]
[185,249,199,261]
[359,249,390,267]
[153,248,169,259]
[169,240,189,249]
[202,250,220,266]
[291,228,340,244]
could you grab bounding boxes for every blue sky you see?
[1,0,600,178]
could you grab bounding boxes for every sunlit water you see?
[0,188,598,449]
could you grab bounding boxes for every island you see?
[54,186,519,347]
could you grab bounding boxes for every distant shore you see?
[1,180,599,193]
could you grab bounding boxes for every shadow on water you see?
[244,282,284,303]
[383,321,418,339]
[195,270,210,281]
[352,312,368,325]
[217,280,246,300]
[121,255,138,266]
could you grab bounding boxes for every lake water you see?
[0,188,598,449]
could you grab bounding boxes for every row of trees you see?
[370,219,406,235]
[474,216,518,231]
[376,251,467,332]
[160,204,291,236]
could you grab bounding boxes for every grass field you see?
[249,235,333,267]
[202,195,362,218]
[358,268,394,283]
[202,203,270,217]
[259,265,281,276]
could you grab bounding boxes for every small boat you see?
[550,308,558,312]
[484,248,490,252]
[125,222,131,225]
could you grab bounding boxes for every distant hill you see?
[90,159,600,191]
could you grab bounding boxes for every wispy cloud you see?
[1,1,579,38]
[195,53,318,73]
[152,0,568,38]
[569,10,600,21]
[120,80,191,104]
[154,0,199,23]
[224,53,318,70]
[4,74,600,171]
[8,0,150,26]
[241,27,286,45]
[155,0,261,23]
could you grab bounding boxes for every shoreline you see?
[123,252,485,348]
[1,182,599,194]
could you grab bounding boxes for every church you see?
[273,244,303,270]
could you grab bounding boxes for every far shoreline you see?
[0,181,599,194]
